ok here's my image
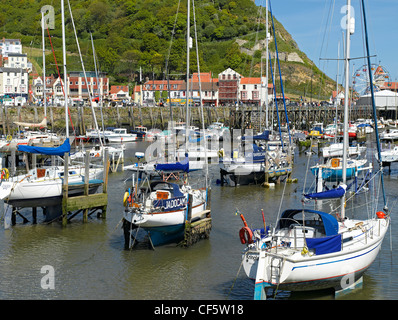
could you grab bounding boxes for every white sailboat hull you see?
[0,167,103,202]
[107,135,137,143]
[243,217,389,293]
[125,200,207,228]
[322,143,366,158]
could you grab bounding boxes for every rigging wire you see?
[46,27,75,134]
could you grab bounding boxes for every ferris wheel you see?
[352,64,391,97]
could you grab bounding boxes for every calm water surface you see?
[0,141,397,300]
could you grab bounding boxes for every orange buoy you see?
[376,211,386,219]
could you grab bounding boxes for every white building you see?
[0,39,22,56]
[4,53,31,72]
[110,85,129,101]
[32,75,64,104]
[356,90,398,110]
[0,67,29,99]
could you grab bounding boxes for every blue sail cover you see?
[279,209,339,236]
[241,130,270,141]
[306,234,342,255]
[17,138,71,156]
[155,157,189,172]
[304,185,346,200]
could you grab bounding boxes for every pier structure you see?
[61,151,109,226]
[0,104,381,138]
[229,104,374,132]
[2,150,109,227]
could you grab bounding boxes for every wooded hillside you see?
[0,0,335,100]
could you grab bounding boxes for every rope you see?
[227,253,245,299]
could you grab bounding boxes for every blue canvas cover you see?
[17,138,70,156]
[306,234,342,255]
[150,181,184,198]
[242,130,270,141]
[304,185,346,200]
[279,209,339,236]
[155,159,189,173]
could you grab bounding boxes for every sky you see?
[254,0,398,91]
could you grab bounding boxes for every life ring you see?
[6,135,12,142]
[1,168,9,180]
[239,227,254,244]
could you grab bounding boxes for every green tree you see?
[224,43,244,70]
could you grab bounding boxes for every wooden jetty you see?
[3,150,109,227]
[61,151,109,226]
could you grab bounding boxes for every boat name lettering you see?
[1,184,11,190]
[155,196,187,210]
[246,254,259,261]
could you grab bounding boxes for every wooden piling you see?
[61,151,109,226]
[179,189,212,247]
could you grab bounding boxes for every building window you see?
[243,85,246,89]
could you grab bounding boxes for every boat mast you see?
[333,40,340,144]
[41,11,47,119]
[361,0,387,209]
[265,0,269,130]
[61,0,69,138]
[185,0,190,151]
[341,0,353,219]
[67,0,102,147]
[91,33,106,135]
[192,0,209,188]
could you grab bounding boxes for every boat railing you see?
[270,217,317,252]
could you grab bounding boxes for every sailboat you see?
[219,1,293,186]
[310,156,367,182]
[219,130,270,186]
[238,0,390,299]
[0,1,104,207]
[121,0,210,248]
[0,139,103,206]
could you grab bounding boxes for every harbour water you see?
[0,140,397,301]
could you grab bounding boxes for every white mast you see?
[265,0,269,129]
[185,0,191,150]
[61,0,69,138]
[341,0,353,219]
[41,11,47,118]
